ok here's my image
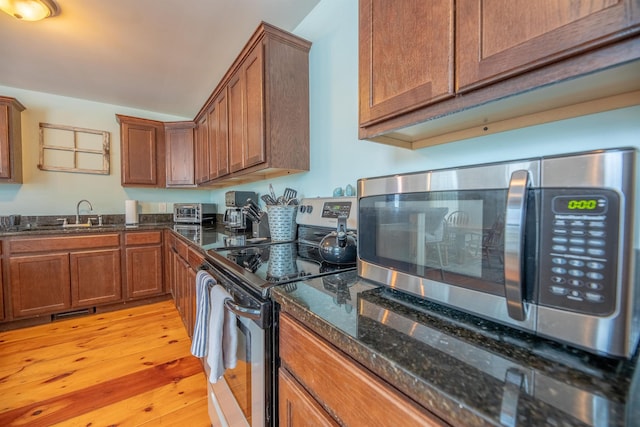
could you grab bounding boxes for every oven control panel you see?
[296,197,357,230]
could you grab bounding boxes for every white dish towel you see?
[206,284,238,383]
[190,270,216,358]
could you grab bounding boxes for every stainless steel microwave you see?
[357,147,639,358]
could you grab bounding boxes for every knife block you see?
[252,212,271,239]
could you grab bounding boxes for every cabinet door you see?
[70,249,122,307]
[186,265,196,337]
[175,253,190,331]
[118,115,165,187]
[280,313,445,426]
[207,103,220,180]
[359,0,454,126]
[10,254,71,318]
[279,368,339,427]
[195,114,210,184]
[125,245,163,299]
[228,72,245,173]
[0,259,4,321]
[0,97,24,183]
[244,46,265,169]
[456,0,640,92]
[165,124,195,187]
[209,89,230,178]
[0,103,10,179]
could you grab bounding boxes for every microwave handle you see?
[504,170,529,321]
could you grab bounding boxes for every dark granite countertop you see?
[0,213,175,237]
[272,272,640,427]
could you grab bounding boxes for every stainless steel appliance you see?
[358,147,639,358]
[225,190,259,207]
[224,191,258,230]
[173,203,216,224]
[223,208,248,230]
[200,196,358,426]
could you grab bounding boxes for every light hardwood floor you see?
[0,300,211,426]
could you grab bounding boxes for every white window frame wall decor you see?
[38,122,110,175]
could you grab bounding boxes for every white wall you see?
[213,0,640,206]
[0,86,215,216]
[2,0,639,217]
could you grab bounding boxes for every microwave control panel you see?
[538,188,619,316]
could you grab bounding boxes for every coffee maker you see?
[224,191,257,230]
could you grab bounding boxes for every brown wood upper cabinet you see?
[195,22,311,186]
[358,0,454,126]
[229,44,265,173]
[165,121,196,187]
[456,0,640,92]
[117,23,310,189]
[196,88,229,185]
[359,0,640,149]
[210,88,229,179]
[0,96,25,184]
[116,114,166,187]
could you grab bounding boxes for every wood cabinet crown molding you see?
[359,0,640,150]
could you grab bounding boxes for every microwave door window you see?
[360,191,508,296]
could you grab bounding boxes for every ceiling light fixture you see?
[0,0,60,21]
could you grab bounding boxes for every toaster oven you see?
[173,203,217,225]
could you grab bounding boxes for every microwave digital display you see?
[552,195,607,215]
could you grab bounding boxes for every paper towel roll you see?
[125,200,138,225]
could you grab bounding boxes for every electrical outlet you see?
[158,202,167,213]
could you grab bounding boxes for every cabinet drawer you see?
[279,313,445,426]
[173,237,189,260]
[187,246,204,270]
[9,234,120,254]
[124,231,162,246]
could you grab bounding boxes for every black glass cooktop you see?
[214,241,356,285]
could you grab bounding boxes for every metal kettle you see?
[319,216,357,265]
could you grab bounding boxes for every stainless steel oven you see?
[197,197,359,426]
[198,259,273,427]
[358,147,640,358]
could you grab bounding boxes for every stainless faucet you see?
[76,199,93,225]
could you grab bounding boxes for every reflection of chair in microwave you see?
[416,208,449,279]
[482,215,504,267]
[444,210,483,264]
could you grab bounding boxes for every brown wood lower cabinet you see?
[167,235,202,336]
[279,313,446,427]
[0,242,4,321]
[7,233,122,319]
[10,253,71,318]
[70,249,121,306]
[124,231,164,300]
[279,368,339,427]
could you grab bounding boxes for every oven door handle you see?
[224,298,262,321]
[504,169,529,321]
